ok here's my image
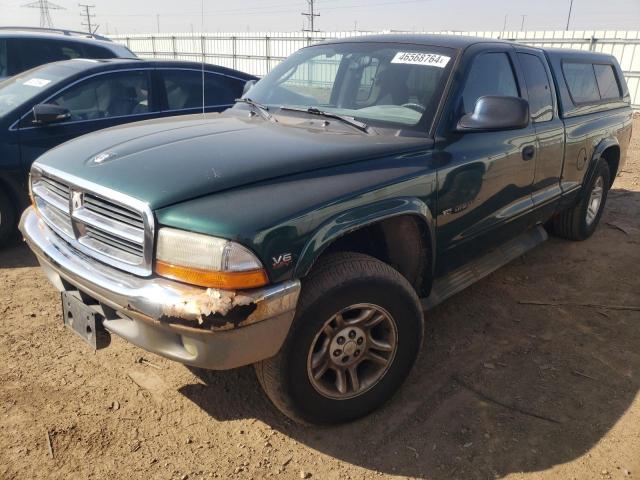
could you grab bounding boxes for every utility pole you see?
[79,4,98,34]
[22,0,65,28]
[566,0,574,30]
[156,14,160,33]
[502,14,508,32]
[301,0,320,33]
[520,14,526,31]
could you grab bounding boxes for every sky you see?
[1,0,639,35]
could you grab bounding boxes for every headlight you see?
[155,228,268,290]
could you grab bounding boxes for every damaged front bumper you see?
[19,207,301,369]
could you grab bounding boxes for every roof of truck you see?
[322,34,511,49]
[543,47,618,63]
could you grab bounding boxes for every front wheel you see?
[548,158,610,241]
[255,252,424,424]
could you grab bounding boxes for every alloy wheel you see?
[586,175,604,226]
[306,303,398,400]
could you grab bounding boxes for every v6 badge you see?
[272,253,293,269]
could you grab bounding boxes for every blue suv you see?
[0,27,137,80]
[0,58,257,244]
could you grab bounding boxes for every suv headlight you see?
[155,228,268,290]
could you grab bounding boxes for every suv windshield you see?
[247,42,455,131]
[0,63,73,117]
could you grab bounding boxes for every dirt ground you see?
[1,118,639,480]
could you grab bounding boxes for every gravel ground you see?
[1,118,639,480]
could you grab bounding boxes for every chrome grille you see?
[30,165,154,276]
[84,195,145,230]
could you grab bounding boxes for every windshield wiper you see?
[280,106,369,133]
[235,97,276,122]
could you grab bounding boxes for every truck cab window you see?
[517,53,553,122]
[462,52,519,113]
[562,62,600,104]
[594,64,621,100]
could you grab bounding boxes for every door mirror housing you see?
[32,104,71,125]
[457,95,529,132]
[242,79,257,97]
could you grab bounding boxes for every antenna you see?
[79,4,98,34]
[201,0,205,117]
[22,0,65,28]
[566,0,574,30]
[301,0,320,33]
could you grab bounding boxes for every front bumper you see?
[19,207,301,369]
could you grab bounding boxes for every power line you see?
[22,0,65,28]
[79,3,98,34]
[97,0,430,19]
[301,0,320,32]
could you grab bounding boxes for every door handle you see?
[522,145,535,161]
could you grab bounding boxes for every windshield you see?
[247,42,455,131]
[0,63,72,117]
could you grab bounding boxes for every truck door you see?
[515,47,565,222]
[435,45,537,273]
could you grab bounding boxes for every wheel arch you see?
[294,197,436,296]
[589,137,620,189]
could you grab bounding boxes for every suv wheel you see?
[0,189,16,247]
[254,252,424,424]
[548,158,610,241]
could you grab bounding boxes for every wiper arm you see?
[280,106,369,133]
[235,97,276,122]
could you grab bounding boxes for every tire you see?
[0,188,16,248]
[548,159,610,241]
[255,252,424,424]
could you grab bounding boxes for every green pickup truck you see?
[20,35,632,424]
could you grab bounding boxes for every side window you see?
[162,70,242,110]
[593,64,621,100]
[59,42,83,60]
[17,39,83,72]
[562,62,600,104]
[517,53,553,122]
[82,44,117,60]
[462,52,519,113]
[50,71,150,121]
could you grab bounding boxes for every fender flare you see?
[580,137,619,196]
[294,196,436,280]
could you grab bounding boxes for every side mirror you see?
[33,104,71,125]
[242,79,257,97]
[457,95,529,132]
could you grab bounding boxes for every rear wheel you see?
[254,252,424,424]
[548,159,610,241]
[0,189,16,247]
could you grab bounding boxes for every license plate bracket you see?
[61,292,106,350]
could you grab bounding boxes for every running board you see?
[422,225,548,310]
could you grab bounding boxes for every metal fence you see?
[112,30,640,109]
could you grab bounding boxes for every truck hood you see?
[34,111,432,209]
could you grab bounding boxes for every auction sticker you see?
[391,52,450,68]
[23,78,52,88]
